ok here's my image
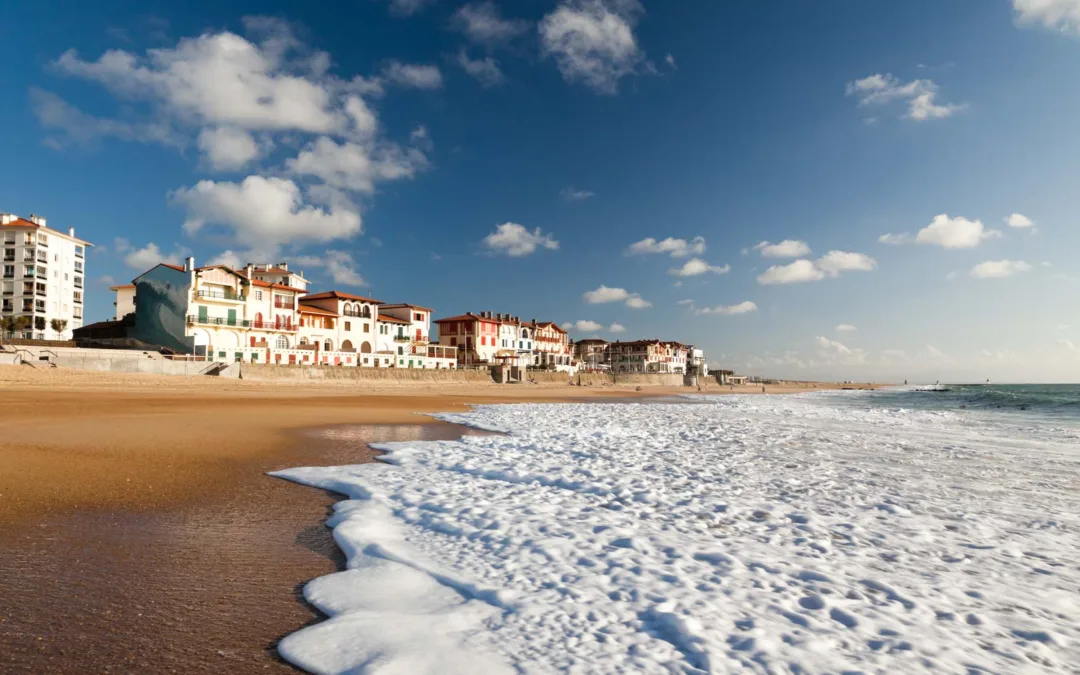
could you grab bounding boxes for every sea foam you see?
[272,394,1080,673]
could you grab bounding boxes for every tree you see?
[12,316,31,336]
[34,316,46,331]
[50,318,68,336]
[0,316,14,338]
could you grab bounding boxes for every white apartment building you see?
[377,304,456,368]
[1,213,91,339]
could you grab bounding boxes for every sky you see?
[2,0,1079,383]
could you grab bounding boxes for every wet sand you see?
[0,422,492,674]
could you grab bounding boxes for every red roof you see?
[298,305,338,317]
[302,290,382,303]
[377,314,411,324]
[2,217,37,228]
[162,263,185,272]
[250,279,301,292]
[379,303,433,312]
[433,313,498,324]
[535,321,567,334]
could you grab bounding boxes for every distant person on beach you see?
[762,385,766,393]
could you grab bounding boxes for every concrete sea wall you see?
[234,364,494,383]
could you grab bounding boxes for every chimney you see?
[0,214,13,225]
[28,213,46,227]
[245,263,254,278]
[68,227,75,238]
[279,262,288,271]
[185,256,195,272]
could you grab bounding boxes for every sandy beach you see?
[0,367,873,673]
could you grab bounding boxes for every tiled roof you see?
[434,313,497,323]
[377,314,411,324]
[301,290,382,303]
[379,303,433,312]
[298,305,339,317]
[250,279,301,292]
[162,263,185,272]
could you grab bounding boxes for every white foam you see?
[273,393,1080,673]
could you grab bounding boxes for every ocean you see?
[272,390,1080,673]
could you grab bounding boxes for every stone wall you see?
[234,363,494,383]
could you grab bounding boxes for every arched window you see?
[324,339,333,352]
[360,341,372,354]
[361,305,371,318]
[299,337,308,346]
[341,340,353,351]
[275,335,289,349]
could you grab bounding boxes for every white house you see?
[297,291,380,366]
[1,212,91,339]
[111,284,135,320]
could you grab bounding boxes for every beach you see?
[0,367,860,673]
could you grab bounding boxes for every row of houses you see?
[87,257,706,373]
[576,338,708,375]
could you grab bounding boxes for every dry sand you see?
[0,366,875,673]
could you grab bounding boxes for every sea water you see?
[272,389,1080,674]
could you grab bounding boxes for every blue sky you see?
[2,0,1079,382]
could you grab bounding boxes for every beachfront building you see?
[609,339,664,373]
[378,304,457,369]
[656,341,690,374]
[688,348,708,376]
[111,284,135,320]
[1,212,91,340]
[297,291,379,366]
[533,321,573,372]
[574,338,609,371]
[434,312,503,366]
[375,312,410,368]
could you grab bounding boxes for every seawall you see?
[234,364,495,383]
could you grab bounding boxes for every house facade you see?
[434,312,502,366]
[1,213,91,339]
[574,338,609,371]
[297,291,379,366]
[533,321,572,371]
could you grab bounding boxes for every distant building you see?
[433,311,502,366]
[533,321,573,371]
[1,212,91,339]
[574,338,609,371]
[111,284,135,320]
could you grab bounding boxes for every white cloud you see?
[970,259,1032,279]
[582,285,650,308]
[171,175,362,256]
[114,238,192,271]
[293,250,366,286]
[206,250,244,268]
[816,335,852,355]
[286,136,428,192]
[1013,0,1080,34]
[846,73,966,121]
[31,88,182,149]
[916,214,1002,248]
[626,236,706,258]
[456,51,505,87]
[482,222,559,257]
[835,324,857,332]
[1005,212,1035,228]
[664,53,676,69]
[451,2,529,45]
[568,319,603,332]
[383,60,444,89]
[815,250,877,276]
[560,187,595,201]
[878,232,912,245]
[695,301,757,316]
[668,258,730,277]
[676,298,694,306]
[754,239,811,258]
[384,0,437,17]
[197,126,265,171]
[757,259,825,285]
[539,0,645,94]
[608,322,626,333]
[756,251,875,285]
[97,274,117,286]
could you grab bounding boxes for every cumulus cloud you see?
[481,222,559,256]
[1013,0,1080,34]
[171,176,362,256]
[626,236,706,258]
[47,20,433,258]
[754,240,811,258]
[384,0,437,17]
[676,298,694,306]
[695,301,757,316]
[206,250,244,268]
[31,88,182,149]
[608,322,626,333]
[816,335,852,355]
[451,2,529,45]
[456,51,505,87]
[878,232,912,245]
[1005,212,1035,228]
[915,214,1002,248]
[835,324,857,332]
[583,285,650,308]
[846,73,966,121]
[539,0,645,94]
[560,187,595,201]
[970,259,1032,279]
[293,250,366,286]
[568,319,603,332]
[383,60,444,89]
[756,251,876,285]
[668,258,730,277]
[114,238,192,271]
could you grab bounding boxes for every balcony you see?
[186,314,298,332]
[393,335,411,343]
[75,248,84,258]
[273,300,294,309]
[197,289,245,302]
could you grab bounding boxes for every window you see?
[324,339,332,351]
[23,265,35,278]
[2,265,12,278]
[414,313,423,322]
[397,346,403,355]
[37,233,48,246]
[363,323,370,332]
[275,335,289,349]
[3,249,12,261]
[74,261,83,272]
[3,233,13,244]
[74,275,82,288]
[73,291,82,304]
[1,282,10,295]
[345,321,351,331]
[450,337,456,346]
[37,251,48,263]
[75,245,84,258]
[255,290,263,300]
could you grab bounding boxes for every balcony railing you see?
[342,309,370,318]
[197,289,245,301]
[186,314,298,332]
[273,300,294,309]
[393,335,411,343]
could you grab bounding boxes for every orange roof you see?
[1,216,95,245]
[535,321,567,333]
[298,305,339,317]
[377,314,410,324]
[2,217,37,228]
[433,313,498,324]
[250,279,301,292]
[379,303,433,312]
[162,263,185,272]
[302,290,382,303]
[109,284,136,291]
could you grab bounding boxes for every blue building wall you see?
[131,265,193,353]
